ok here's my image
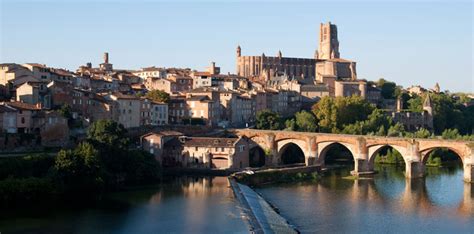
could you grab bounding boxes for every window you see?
[21,117,25,124]
[195,147,198,151]
[239,145,245,152]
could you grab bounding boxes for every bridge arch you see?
[249,145,266,167]
[420,147,465,165]
[368,144,408,170]
[278,140,306,165]
[317,141,356,166]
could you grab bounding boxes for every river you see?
[256,164,473,233]
[0,176,247,234]
[1,165,472,233]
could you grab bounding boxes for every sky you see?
[0,0,472,92]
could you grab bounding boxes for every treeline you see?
[256,94,473,140]
[0,120,161,206]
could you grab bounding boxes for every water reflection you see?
[0,176,247,234]
[257,165,473,233]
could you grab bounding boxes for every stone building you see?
[141,133,250,169]
[141,131,183,165]
[236,22,358,85]
[390,95,433,131]
[236,47,316,83]
[103,92,141,128]
[180,136,249,169]
[140,98,168,126]
[132,67,167,80]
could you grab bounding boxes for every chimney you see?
[104,52,109,64]
[86,62,92,68]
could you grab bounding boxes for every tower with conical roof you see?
[423,94,433,129]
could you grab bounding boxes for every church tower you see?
[318,22,340,60]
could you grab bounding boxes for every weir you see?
[228,178,297,234]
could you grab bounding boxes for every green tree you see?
[52,142,104,192]
[387,123,405,137]
[58,104,73,127]
[341,109,392,135]
[145,90,170,103]
[256,109,282,130]
[441,128,460,139]
[413,128,431,138]
[295,110,318,132]
[87,120,129,150]
[376,78,397,99]
[284,118,296,131]
[313,96,375,133]
[58,104,72,119]
[407,92,472,134]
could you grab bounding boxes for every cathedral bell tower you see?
[318,22,340,60]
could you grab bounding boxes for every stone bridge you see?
[233,129,474,182]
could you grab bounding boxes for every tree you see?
[407,92,472,134]
[284,118,296,131]
[376,78,397,99]
[58,104,72,119]
[58,104,73,127]
[441,128,460,139]
[145,90,170,103]
[341,109,392,135]
[413,128,431,138]
[256,109,282,130]
[295,111,318,132]
[312,96,374,133]
[387,123,405,137]
[52,142,104,192]
[87,120,129,150]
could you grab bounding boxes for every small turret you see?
[423,94,433,115]
[434,83,440,93]
[423,93,434,130]
[236,45,241,57]
[396,96,403,112]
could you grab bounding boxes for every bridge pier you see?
[351,138,374,176]
[305,136,318,166]
[464,163,474,183]
[405,161,425,179]
[305,156,317,166]
[351,159,371,176]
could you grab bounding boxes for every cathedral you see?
[236,22,364,97]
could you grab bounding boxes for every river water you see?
[257,164,474,233]
[1,165,472,233]
[0,176,247,234]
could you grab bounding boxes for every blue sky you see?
[1,0,472,92]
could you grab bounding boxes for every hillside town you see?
[1,22,472,170]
